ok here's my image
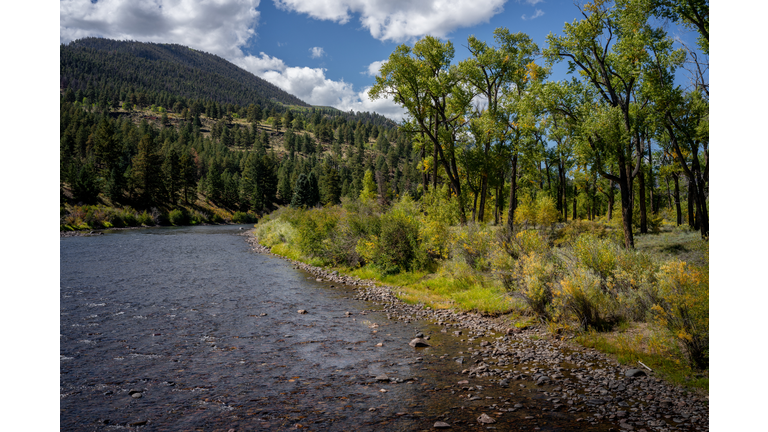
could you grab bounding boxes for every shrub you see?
[119,208,139,227]
[451,222,495,271]
[210,212,224,223]
[232,211,257,224]
[189,210,208,225]
[536,194,560,228]
[377,208,421,273]
[651,260,709,369]
[514,193,537,228]
[516,252,558,319]
[555,268,610,330]
[138,210,155,226]
[254,217,296,248]
[572,234,620,287]
[169,209,189,225]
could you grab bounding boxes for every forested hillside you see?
[61,38,310,110]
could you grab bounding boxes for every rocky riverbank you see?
[243,230,708,431]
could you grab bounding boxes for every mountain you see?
[60,37,311,110]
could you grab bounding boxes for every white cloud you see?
[523,0,543,5]
[60,0,261,59]
[59,0,406,119]
[521,9,544,21]
[309,46,326,58]
[365,59,386,77]
[273,0,506,42]
[233,53,406,119]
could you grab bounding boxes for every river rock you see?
[409,338,430,347]
[434,421,451,428]
[477,413,496,424]
[624,369,646,377]
[298,309,307,314]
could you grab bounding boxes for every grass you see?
[575,323,708,392]
[634,228,707,266]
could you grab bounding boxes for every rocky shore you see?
[243,231,708,431]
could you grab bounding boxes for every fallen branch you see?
[638,361,653,372]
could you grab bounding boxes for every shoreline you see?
[242,229,709,431]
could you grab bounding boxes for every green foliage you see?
[169,208,188,225]
[652,258,709,369]
[231,211,257,224]
[554,267,609,330]
[375,196,423,274]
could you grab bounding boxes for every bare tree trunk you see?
[673,173,682,226]
[573,184,578,221]
[420,132,428,193]
[478,176,488,222]
[687,178,696,229]
[648,146,657,213]
[607,179,615,221]
[506,154,518,230]
[638,168,648,234]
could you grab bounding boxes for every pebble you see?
[409,338,430,347]
[477,413,496,424]
[297,309,307,314]
[434,421,451,428]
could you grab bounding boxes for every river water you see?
[61,225,619,431]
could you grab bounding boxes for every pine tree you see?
[291,173,312,208]
[132,134,164,207]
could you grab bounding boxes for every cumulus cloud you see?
[309,46,326,58]
[521,9,544,20]
[273,0,506,42]
[60,0,406,119]
[365,59,387,77]
[60,0,260,59]
[233,53,406,119]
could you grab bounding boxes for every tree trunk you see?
[420,132,427,193]
[673,173,682,226]
[507,154,518,230]
[572,184,578,221]
[648,147,656,213]
[687,178,696,229]
[432,119,438,191]
[607,179,615,221]
[618,169,635,249]
[638,168,648,234]
[478,176,488,222]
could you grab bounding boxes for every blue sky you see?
[59,0,704,120]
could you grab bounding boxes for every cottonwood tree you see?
[459,28,545,225]
[544,0,677,248]
[370,36,473,223]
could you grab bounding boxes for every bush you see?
[555,268,610,330]
[232,211,257,223]
[169,209,189,225]
[451,222,495,271]
[651,260,709,369]
[210,212,224,223]
[572,234,620,287]
[516,252,559,319]
[138,210,155,226]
